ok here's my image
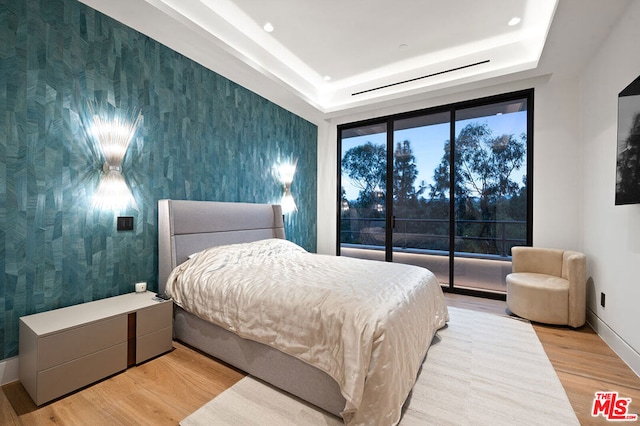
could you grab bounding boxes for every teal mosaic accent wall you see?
[0,0,317,360]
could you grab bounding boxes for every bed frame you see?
[157,199,346,417]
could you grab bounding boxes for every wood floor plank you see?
[1,342,245,426]
[556,370,640,425]
[532,324,640,388]
[0,385,20,426]
[2,293,639,425]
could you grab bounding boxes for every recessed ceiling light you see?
[399,43,408,49]
[323,75,332,81]
[508,17,521,26]
[263,22,274,32]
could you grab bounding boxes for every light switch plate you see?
[117,216,134,231]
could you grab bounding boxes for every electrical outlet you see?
[600,292,606,308]
[117,216,134,231]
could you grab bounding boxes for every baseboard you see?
[587,308,640,377]
[0,356,19,385]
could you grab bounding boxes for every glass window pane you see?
[392,112,451,283]
[453,99,528,292]
[340,123,387,258]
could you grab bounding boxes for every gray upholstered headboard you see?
[157,199,285,294]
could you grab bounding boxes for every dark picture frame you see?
[616,75,640,205]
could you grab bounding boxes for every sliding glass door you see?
[452,99,530,292]
[340,123,388,262]
[391,112,451,284]
[338,90,532,295]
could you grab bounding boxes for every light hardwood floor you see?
[2,293,639,425]
[445,293,640,425]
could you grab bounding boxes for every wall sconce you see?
[88,102,142,211]
[277,159,298,214]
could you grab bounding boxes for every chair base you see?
[506,272,573,326]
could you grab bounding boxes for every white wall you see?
[580,1,640,375]
[316,121,338,255]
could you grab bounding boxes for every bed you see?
[157,199,448,426]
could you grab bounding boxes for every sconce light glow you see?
[277,159,298,214]
[281,189,297,214]
[88,102,142,211]
[93,167,137,211]
[279,164,296,184]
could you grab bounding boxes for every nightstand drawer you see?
[137,302,172,336]
[38,316,127,371]
[137,326,173,364]
[36,343,127,405]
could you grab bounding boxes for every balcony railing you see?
[340,217,527,258]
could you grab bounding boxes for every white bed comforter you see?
[166,239,448,426]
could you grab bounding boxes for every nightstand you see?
[19,291,173,405]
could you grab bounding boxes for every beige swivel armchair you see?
[506,247,587,328]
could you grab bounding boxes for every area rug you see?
[180,307,579,425]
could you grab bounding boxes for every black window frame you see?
[337,89,534,297]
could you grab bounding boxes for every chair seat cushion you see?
[506,272,569,325]
[507,272,569,292]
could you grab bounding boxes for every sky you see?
[341,110,528,201]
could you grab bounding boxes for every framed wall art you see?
[616,75,640,205]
